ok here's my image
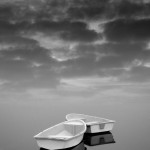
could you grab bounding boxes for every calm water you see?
[0,99,150,150]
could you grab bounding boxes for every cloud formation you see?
[0,0,150,101]
[104,18,150,42]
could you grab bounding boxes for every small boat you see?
[83,131,115,146]
[66,114,115,133]
[34,120,86,150]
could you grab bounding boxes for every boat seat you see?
[48,130,73,140]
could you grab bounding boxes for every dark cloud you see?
[97,42,150,73]
[0,36,38,47]
[76,42,148,63]
[104,18,150,42]
[116,0,145,17]
[57,47,115,78]
[0,4,13,20]
[28,20,99,42]
[57,42,150,82]
[0,20,29,36]
[1,0,150,42]
[59,25,99,42]
[66,0,150,20]
[0,17,99,43]
[100,42,147,59]
[0,34,58,82]
[67,0,109,20]
[108,0,150,19]
[1,0,150,22]
[0,44,60,89]
[0,0,150,92]
[0,20,17,35]
[42,0,150,21]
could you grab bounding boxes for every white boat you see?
[66,114,115,133]
[34,120,86,150]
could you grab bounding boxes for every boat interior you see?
[37,121,85,139]
[67,114,113,124]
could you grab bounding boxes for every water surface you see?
[0,99,150,150]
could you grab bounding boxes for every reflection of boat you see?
[66,114,115,133]
[83,131,115,146]
[34,120,86,149]
[39,141,86,150]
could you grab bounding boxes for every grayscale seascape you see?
[0,1,150,150]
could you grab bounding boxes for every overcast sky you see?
[0,0,150,102]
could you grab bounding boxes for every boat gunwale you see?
[66,113,115,125]
[34,120,86,141]
[86,121,115,126]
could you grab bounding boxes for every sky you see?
[0,0,150,103]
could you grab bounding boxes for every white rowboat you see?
[66,114,115,133]
[34,120,86,149]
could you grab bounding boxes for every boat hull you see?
[36,134,84,149]
[86,122,114,133]
[40,140,85,150]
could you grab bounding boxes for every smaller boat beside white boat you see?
[34,120,86,150]
[66,114,115,133]
[83,131,115,146]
